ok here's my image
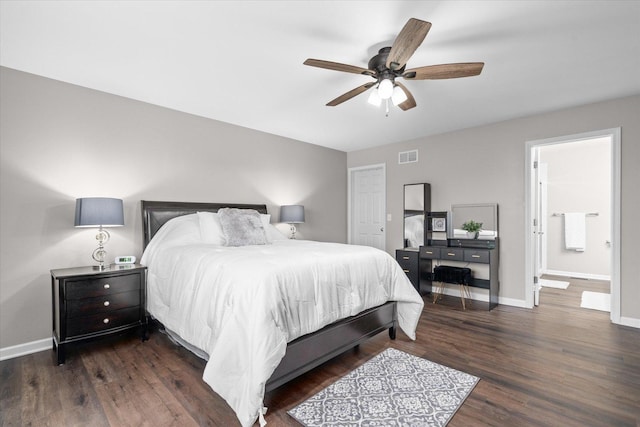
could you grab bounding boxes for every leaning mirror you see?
[403,183,431,248]
[450,203,498,240]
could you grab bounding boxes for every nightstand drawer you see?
[66,274,141,299]
[442,248,464,261]
[66,307,141,337]
[464,249,490,263]
[420,246,441,259]
[67,290,140,318]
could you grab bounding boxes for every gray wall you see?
[0,67,347,350]
[348,95,640,321]
[540,138,611,278]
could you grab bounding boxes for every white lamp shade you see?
[74,198,124,227]
[367,89,382,106]
[280,205,305,223]
[392,85,408,105]
[378,79,394,100]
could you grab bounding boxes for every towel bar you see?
[551,212,598,217]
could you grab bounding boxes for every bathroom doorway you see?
[525,128,621,323]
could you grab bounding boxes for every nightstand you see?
[50,264,147,365]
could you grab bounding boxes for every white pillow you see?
[265,223,288,241]
[258,214,288,241]
[197,211,226,246]
[141,214,202,266]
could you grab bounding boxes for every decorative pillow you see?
[197,211,226,246]
[218,208,268,246]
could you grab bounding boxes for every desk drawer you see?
[442,248,464,261]
[420,247,441,259]
[396,250,418,270]
[464,249,490,264]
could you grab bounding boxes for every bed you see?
[140,200,424,426]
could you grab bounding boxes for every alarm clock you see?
[115,255,136,265]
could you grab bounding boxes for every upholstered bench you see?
[432,266,473,309]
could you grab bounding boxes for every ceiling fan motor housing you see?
[368,47,405,83]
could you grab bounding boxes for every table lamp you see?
[280,205,305,239]
[74,197,124,270]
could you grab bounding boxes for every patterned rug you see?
[288,348,479,426]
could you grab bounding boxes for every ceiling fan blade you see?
[386,18,432,71]
[326,82,376,106]
[304,59,375,76]
[395,82,416,111]
[403,62,484,80]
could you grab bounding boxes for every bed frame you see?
[141,200,397,391]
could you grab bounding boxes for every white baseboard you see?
[435,284,529,308]
[543,269,611,281]
[0,337,52,361]
[499,296,531,308]
[618,316,640,329]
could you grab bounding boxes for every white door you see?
[348,164,386,250]
[538,163,549,274]
[532,148,542,306]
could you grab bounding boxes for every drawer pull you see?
[471,255,481,258]
[447,253,455,256]
[103,318,110,324]
[402,256,410,260]
[425,251,433,254]
[403,269,410,273]
[103,301,110,307]
[103,284,110,289]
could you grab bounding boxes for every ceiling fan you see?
[303,18,484,112]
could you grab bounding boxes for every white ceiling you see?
[2,1,639,152]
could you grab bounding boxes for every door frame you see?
[347,163,386,248]
[524,128,621,323]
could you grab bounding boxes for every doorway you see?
[348,164,386,250]
[525,128,621,323]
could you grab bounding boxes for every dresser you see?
[420,239,499,310]
[50,264,147,364]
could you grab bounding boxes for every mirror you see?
[403,183,431,248]
[450,203,499,240]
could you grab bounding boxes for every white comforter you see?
[142,220,424,427]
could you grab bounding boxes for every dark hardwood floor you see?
[2,277,639,426]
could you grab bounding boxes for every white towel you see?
[564,212,586,252]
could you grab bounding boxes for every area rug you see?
[540,278,570,289]
[580,291,610,312]
[287,348,479,426]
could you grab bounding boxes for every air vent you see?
[398,150,418,164]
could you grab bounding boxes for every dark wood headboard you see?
[141,200,268,249]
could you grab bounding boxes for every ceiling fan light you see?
[392,85,408,106]
[378,79,394,100]
[367,89,382,106]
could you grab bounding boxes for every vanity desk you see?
[420,238,499,310]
